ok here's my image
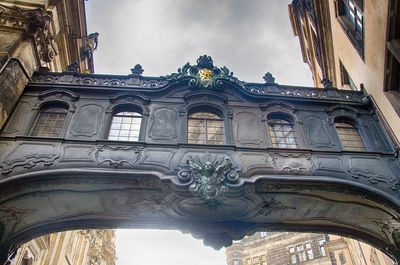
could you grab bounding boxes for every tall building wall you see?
[226,232,332,265]
[226,232,395,265]
[0,0,96,130]
[289,0,400,144]
[9,230,116,265]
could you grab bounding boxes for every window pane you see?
[31,107,68,137]
[188,112,224,144]
[108,111,142,141]
[268,118,297,148]
[335,121,366,151]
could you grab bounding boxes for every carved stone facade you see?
[0,0,94,130]
[8,230,116,265]
[0,56,399,263]
[226,232,394,265]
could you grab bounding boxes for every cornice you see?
[29,55,369,105]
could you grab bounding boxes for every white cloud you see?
[86,0,313,86]
[116,230,226,265]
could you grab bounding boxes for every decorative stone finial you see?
[131,64,144,76]
[321,78,333,88]
[164,55,241,90]
[263,72,275,83]
[196,55,214,69]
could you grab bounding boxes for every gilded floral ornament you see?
[163,55,244,90]
[177,155,240,200]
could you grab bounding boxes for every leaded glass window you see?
[268,118,297,148]
[31,106,68,137]
[335,120,366,151]
[188,112,224,144]
[108,111,142,141]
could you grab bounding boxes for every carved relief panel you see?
[1,101,31,136]
[303,116,335,149]
[234,111,264,146]
[148,107,177,142]
[69,103,104,138]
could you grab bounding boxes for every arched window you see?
[335,119,366,151]
[108,111,142,141]
[267,116,297,148]
[31,105,68,137]
[188,112,224,144]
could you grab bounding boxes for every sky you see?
[85,1,313,265]
[86,0,313,86]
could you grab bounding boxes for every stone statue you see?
[84,32,99,59]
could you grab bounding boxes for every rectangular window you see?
[385,0,400,116]
[340,61,358,91]
[31,106,68,137]
[319,239,326,256]
[307,249,314,260]
[335,121,367,151]
[336,0,364,56]
[291,254,297,264]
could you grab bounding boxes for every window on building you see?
[252,256,259,265]
[246,258,252,265]
[108,111,142,141]
[261,255,266,265]
[188,112,224,144]
[335,119,367,151]
[306,243,314,260]
[336,0,364,56]
[339,252,347,264]
[318,239,326,256]
[291,254,297,264]
[268,117,297,148]
[31,105,68,137]
[340,61,358,91]
[296,245,306,262]
[384,1,400,116]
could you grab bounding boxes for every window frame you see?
[384,0,400,116]
[336,0,364,58]
[106,106,145,142]
[30,102,71,138]
[334,118,367,151]
[340,60,358,91]
[187,110,225,145]
[266,114,299,149]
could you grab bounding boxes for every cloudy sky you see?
[85,1,313,265]
[86,0,313,86]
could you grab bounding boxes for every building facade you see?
[289,0,400,144]
[226,232,332,265]
[0,0,96,130]
[9,230,116,265]
[0,55,399,263]
[227,232,395,265]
